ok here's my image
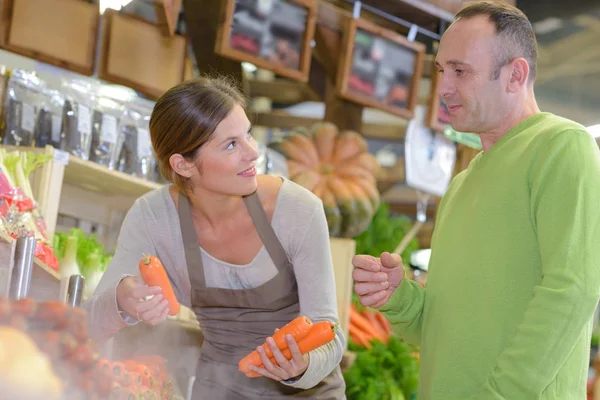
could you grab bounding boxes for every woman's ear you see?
[169,153,194,179]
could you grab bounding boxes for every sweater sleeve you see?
[377,178,458,347]
[81,199,156,344]
[378,278,426,346]
[473,130,600,398]
[281,200,346,390]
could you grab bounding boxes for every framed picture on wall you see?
[426,66,452,132]
[215,0,317,82]
[336,17,426,120]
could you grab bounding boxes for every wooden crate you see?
[0,0,99,75]
[330,237,356,347]
[98,10,188,99]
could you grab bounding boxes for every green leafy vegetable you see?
[53,228,113,278]
[344,336,420,400]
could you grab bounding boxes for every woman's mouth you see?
[448,105,462,113]
[238,166,256,177]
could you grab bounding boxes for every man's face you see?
[436,15,512,134]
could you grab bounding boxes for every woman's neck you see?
[186,187,244,230]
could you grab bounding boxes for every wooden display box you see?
[98,10,187,99]
[336,17,426,120]
[215,0,317,83]
[0,0,99,75]
[330,237,356,347]
[426,66,451,132]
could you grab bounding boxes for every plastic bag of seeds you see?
[34,87,65,149]
[2,69,43,147]
[89,95,124,167]
[60,79,95,160]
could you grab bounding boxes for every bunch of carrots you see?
[238,316,337,377]
[349,304,393,349]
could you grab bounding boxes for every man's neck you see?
[480,93,540,152]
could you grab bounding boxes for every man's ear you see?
[169,153,194,178]
[507,57,530,92]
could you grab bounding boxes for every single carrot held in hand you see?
[138,255,180,316]
[238,316,313,374]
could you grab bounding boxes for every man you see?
[352,1,600,399]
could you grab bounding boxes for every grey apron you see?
[177,191,346,399]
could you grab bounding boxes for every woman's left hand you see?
[247,334,309,381]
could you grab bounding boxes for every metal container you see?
[8,236,36,299]
[66,274,85,307]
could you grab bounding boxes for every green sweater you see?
[381,113,600,399]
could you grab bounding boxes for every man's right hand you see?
[116,276,169,326]
[352,252,404,308]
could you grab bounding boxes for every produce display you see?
[52,229,113,298]
[344,335,419,400]
[348,304,392,348]
[268,122,381,238]
[0,147,59,270]
[0,296,182,400]
[238,316,337,377]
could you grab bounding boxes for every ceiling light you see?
[99,0,132,14]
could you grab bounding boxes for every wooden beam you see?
[252,111,406,140]
[247,79,321,103]
[154,0,182,37]
[182,0,244,84]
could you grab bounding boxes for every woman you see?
[84,76,346,399]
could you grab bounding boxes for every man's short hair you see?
[455,1,538,82]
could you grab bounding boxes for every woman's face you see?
[188,104,260,196]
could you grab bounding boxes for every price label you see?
[53,149,70,166]
[51,115,62,142]
[257,0,274,15]
[101,114,118,144]
[137,128,152,158]
[371,38,385,61]
[21,103,35,132]
[77,105,91,135]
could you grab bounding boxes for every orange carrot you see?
[350,307,386,343]
[362,309,388,343]
[245,321,338,377]
[349,324,373,349]
[280,321,336,359]
[238,316,313,374]
[375,311,393,335]
[138,255,180,316]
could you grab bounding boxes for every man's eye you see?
[455,69,464,75]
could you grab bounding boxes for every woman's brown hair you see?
[149,75,247,192]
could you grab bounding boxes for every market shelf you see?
[0,144,163,197]
[64,153,163,197]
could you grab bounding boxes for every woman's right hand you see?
[116,276,169,326]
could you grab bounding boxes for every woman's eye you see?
[226,141,236,150]
[455,69,464,75]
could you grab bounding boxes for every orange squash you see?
[269,122,381,238]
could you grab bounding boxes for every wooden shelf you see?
[33,257,61,281]
[64,155,163,197]
[0,145,163,198]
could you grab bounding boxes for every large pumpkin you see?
[269,122,381,238]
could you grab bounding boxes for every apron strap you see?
[243,191,291,271]
[178,192,207,288]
